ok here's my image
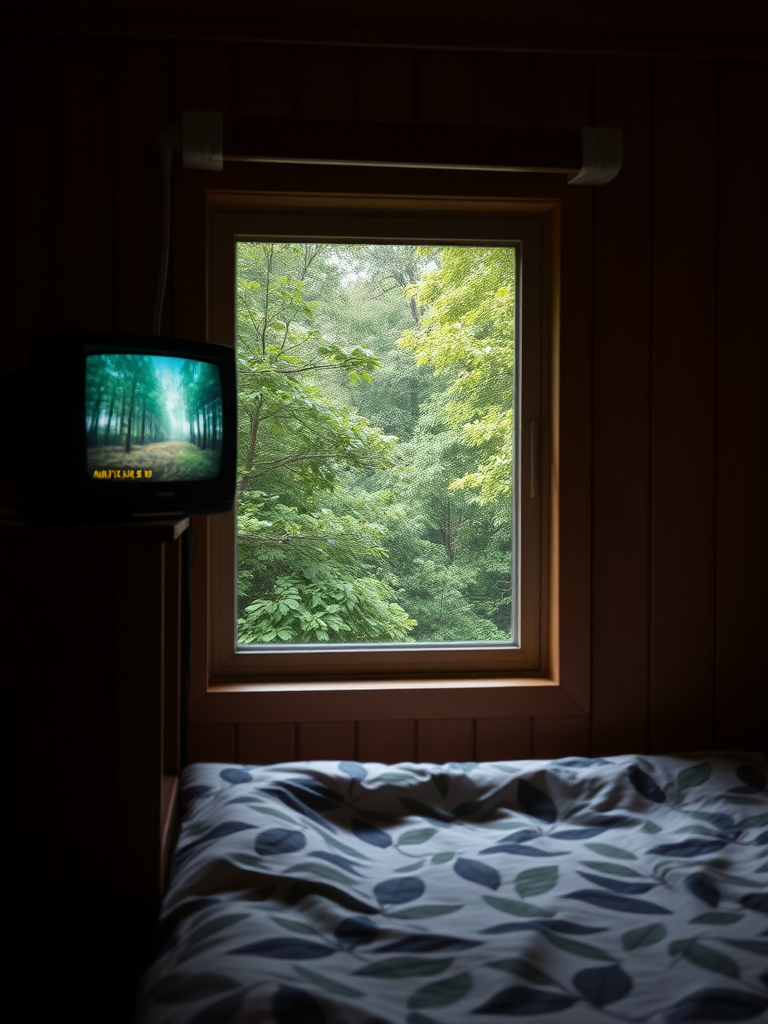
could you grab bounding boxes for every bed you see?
[136,753,768,1023]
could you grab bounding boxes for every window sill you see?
[190,674,587,724]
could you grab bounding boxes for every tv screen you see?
[23,331,237,522]
[85,352,225,484]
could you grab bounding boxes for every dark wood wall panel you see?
[2,34,53,361]
[475,52,531,128]
[294,46,356,121]
[533,55,593,128]
[358,720,417,763]
[533,716,591,758]
[187,724,236,763]
[238,722,297,763]
[416,50,475,125]
[476,718,533,760]
[590,58,652,755]
[417,719,474,762]
[356,48,416,123]
[113,38,171,336]
[50,36,115,331]
[298,720,357,759]
[234,43,294,118]
[714,62,768,750]
[650,61,718,753]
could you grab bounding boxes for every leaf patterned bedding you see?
[137,754,768,1024]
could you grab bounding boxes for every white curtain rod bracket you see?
[182,111,223,172]
[568,127,623,186]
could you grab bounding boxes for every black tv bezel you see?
[28,331,237,522]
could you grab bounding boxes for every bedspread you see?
[137,754,768,1023]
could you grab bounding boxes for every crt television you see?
[23,331,237,521]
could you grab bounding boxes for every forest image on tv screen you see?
[85,353,223,482]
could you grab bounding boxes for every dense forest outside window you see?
[235,241,520,649]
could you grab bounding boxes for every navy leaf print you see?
[334,916,377,949]
[515,866,559,897]
[566,890,673,915]
[355,958,453,979]
[399,798,454,825]
[480,843,564,858]
[574,964,633,1007]
[285,880,378,915]
[628,764,666,803]
[380,935,480,954]
[220,767,252,784]
[664,989,768,1023]
[231,938,333,959]
[352,818,393,848]
[339,760,368,780]
[310,851,364,874]
[621,923,667,950]
[686,872,721,907]
[374,877,426,906]
[576,871,657,895]
[500,828,541,843]
[736,765,766,791]
[676,762,712,794]
[272,985,328,1024]
[740,893,768,914]
[454,858,501,890]
[550,827,615,840]
[668,940,740,978]
[517,780,557,823]
[255,828,306,856]
[264,788,336,831]
[408,972,473,1010]
[174,821,255,865]
[482,920,606,936]
[473,985,577,1015]
[649,839,728,857]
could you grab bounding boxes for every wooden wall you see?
[3,16,766,764]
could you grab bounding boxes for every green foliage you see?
[234,240,517,646]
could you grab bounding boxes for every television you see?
[20,331,237,522]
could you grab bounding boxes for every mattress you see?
[137,754,768,1023]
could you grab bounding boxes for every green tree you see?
[235,241,416,644]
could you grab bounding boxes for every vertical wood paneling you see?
[536,58,593,715]
[234,43,294,117]
[358,720,417,763]
[650,62,718,753]
[298,721,356,760]
[2,34,52,359]
[171,39,231,341]
[50,36,115,331]
[187,724,236,763]
[475,52,531,128]
[416,50,474,125]
[715,63,768,750]
[357,48,416,123]
[294,46,356,121]
[591,58,653,755]
[533,716,591,758]
[476,718,533,760]
[417,719,474,762]
[533,55,592,129]
[238,722,296,764]
[113,38,170,335]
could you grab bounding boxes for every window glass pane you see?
[235,242,518,647]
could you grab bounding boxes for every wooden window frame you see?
[183,168,591,726]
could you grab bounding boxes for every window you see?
[206,193,556,688]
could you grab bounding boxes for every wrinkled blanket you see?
[137,754,768,1023]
